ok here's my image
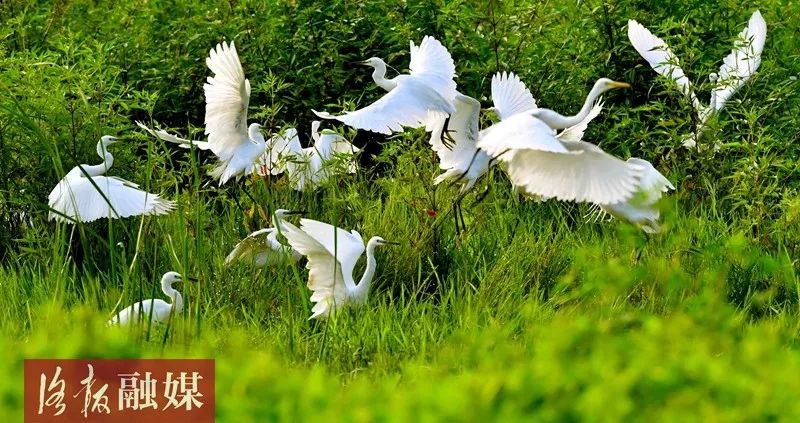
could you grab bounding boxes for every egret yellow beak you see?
[609,81,631,89]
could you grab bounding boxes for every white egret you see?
[138,41,270,184]
[48,136,175,223]
[313,36,458,135]
[477,76,643,205]
[628,11,767,148]
[225,208,305,267]
[282,218,396,319]
[109,271,194,325]
[590,159,675,233]
[268,121,360,191]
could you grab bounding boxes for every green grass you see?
[2,0,800,420]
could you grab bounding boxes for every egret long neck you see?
[163,284,183,314]
[80,152,113,177]
[372,63,396,92]
[352,245,378,301]
[535,84,606,129]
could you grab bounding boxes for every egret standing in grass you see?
[314,36,458,135]
[48,136,175,223]
[282,218,397,319]
[627,11,767,149]
[268,121,360,191]
[138,41,271,184]
[225,208,305,267]
[477,76,642,205]
[109,272,194,325]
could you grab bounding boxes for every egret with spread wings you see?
[477,76,643,205]
[314,36,458,135]
[48,136,175,223]
[225,209,305,267]
[628,11,767,149]
[282,218,396,319]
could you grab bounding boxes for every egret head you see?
[100,135,118,145]
[368,236,400,249]
[358,57,386,69]
[248,123,265,143]
[97,136,118,156]
[161,271,183,287]
[594,78,631,93]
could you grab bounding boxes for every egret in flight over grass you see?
[282,218,397,319]
[109,271,195,325]
[267,121,360,191]
[225,208,305,267]
[477,76,643,205]
[138,41,271,184]
[628,11,766,149]
[588,158,675,233]
[314,36,458,135]
[48,136,175,223]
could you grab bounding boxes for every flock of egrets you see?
[46,11,766,322]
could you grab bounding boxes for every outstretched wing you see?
[409,35,457,101]
[710,10,767,112]
[625,158,675,206]
[204,41,251,161]
[555,100,604,143]
[136,121,212,150]
[477,113,570,158]
[282,219,365,319]
[224,228,284,265]
[491,72,537,120]
[313,77,455,135]
[429,93,480,170]
[628,20,699,108]
[504,141,644,205]
[48,173,174,223]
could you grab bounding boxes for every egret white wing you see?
[555,100,604,143]
[48,173,174,223]
[408,35,457,101]
[504,140,643,204]
[710,10,767,111]
[627,20,698,107]
[429,93,480,170]
[313,76,455,135]
[281,220,360,319]
[204,41,251,161]
[477,113,570,158]
[225,228,283,265]
[491,72,538,120]
[136,121,211,150]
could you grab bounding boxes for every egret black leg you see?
[440,116,456,149]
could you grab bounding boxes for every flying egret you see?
[225,208,305,267]
[268,121,360,191]
[282,218,397,319]
[628,11,767,148]
[138,41,270,184]
[109,271,195,325]
[313,36,458,135]
[589,159,675,233]
[477,77,643,205]
[48,136,175,223]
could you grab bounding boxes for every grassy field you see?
[2,0,800,420]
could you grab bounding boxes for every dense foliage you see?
[1,0,799,420]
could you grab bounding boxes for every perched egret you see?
[628,11,767,148]
[314,36,458,135]
[282,218,396,319]
[138,41,270,184]
[589,159,675,233]
[48,136,175,223]
[225,208,305,267]
[477,76,642,205]
[268,121,360,191]
[109,272,194,325]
